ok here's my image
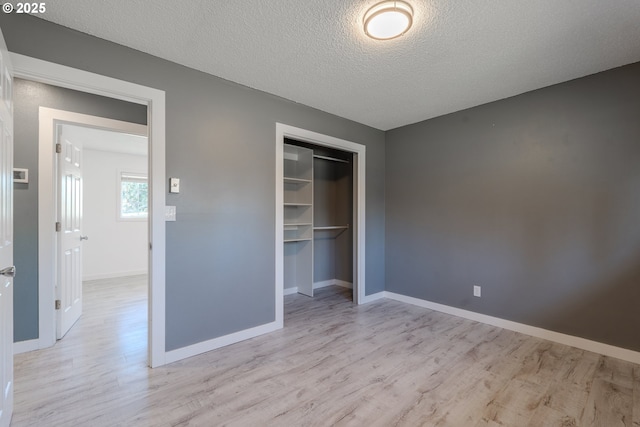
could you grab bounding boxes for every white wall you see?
[83,149,148,280]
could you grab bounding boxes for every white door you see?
[0,29,14,427]
[56,126,84,339]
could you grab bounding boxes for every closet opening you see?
[276,123,366,326]
[283,138,355,302]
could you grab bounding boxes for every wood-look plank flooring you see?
[12,277,640,426]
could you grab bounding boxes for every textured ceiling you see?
[36,0,640,131]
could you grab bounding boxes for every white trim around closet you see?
[275,123,367,328]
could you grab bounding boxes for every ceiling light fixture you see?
[364,1,414,40]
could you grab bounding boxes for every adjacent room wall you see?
[385,61,640,352]
[0,14,386,351]
[83,149,147,280]
[12,78,147,342]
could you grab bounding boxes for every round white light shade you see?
[364,1,414,40]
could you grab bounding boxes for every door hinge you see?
[55,300,61,310]
[55,222,61,232]
[55,143,62,154]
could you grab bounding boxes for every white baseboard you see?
[314,279,353,290]
[285,280,353,296]
[83,270,147,281]
[160,287,640,367]
[333,280,353,289]
[313,280,333,290]
[13,339,40,355]
[359,291,386,304]
[165,321,282,365]
[168,281,358,362]
[384,292,640,365]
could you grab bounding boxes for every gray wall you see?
[13,78,147,342]
[386,62,640,352]
[1,14,386,351]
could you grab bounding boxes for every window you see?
[118,171,148,220]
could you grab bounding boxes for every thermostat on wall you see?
[169,177,180,193]
[13,168,28,183]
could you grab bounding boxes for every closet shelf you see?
[284,152,299,161]
[284,203,312,207]
[284,238,312,243]
[285,223,312,229]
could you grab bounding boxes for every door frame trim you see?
[12,53,167,367]
[275,123,366,327]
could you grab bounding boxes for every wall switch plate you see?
[169,177,180,193]
[473,285,481,297]
[165,205,176,221]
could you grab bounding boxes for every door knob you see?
[0,266,16,278]
[80,235,89,241]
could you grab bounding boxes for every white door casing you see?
[0,30,14,427]
[56,126,84,339]
[12,52,166,367]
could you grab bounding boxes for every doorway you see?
[12,53,167,367]
[39,108,149,343]
[54,118,149,339]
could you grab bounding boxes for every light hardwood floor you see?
[12,277,640,426]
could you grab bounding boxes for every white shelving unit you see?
[283,144,314,296]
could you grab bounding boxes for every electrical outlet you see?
[473,285,481,297]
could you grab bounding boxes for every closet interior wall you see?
[284,138,353,298]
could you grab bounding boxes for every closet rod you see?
[313,154,349,164]
[313,225,349,230]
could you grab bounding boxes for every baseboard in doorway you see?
[314,279,353,290]
[359,291,386,304]
[284,280,353,296]
[83,270,147,281]
[13,339,40,355]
